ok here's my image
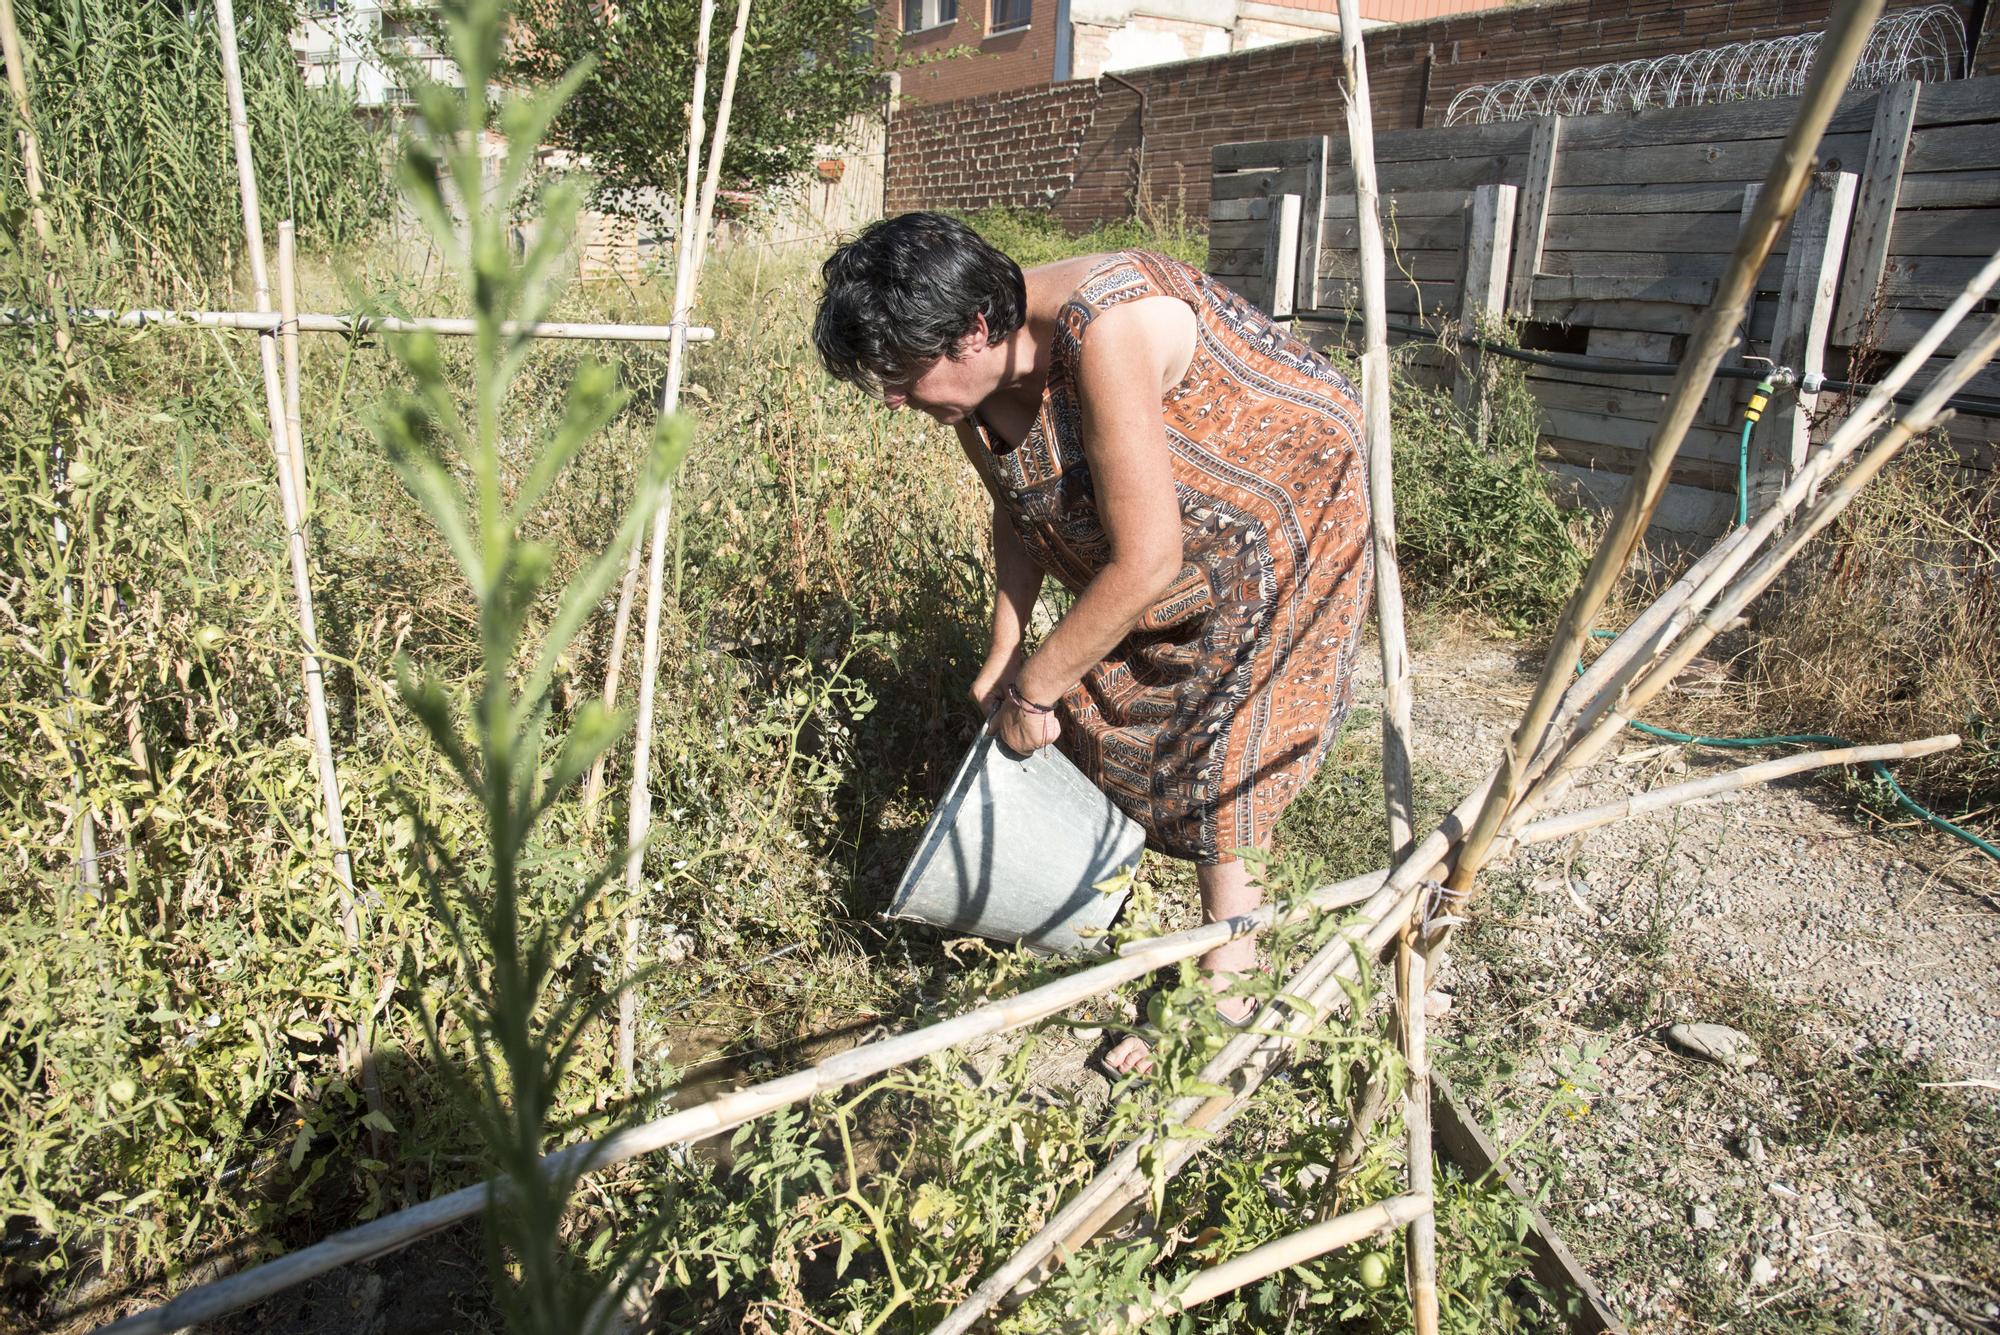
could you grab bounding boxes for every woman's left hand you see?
[992,694,1062,755]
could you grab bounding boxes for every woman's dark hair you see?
[813,212,1027,392]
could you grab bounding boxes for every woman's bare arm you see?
[956,423,1045,713]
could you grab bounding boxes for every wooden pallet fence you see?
[1212,74,2000,542]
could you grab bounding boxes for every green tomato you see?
[193,625,227,652]
[66,460,96,486]
[1356,1251,1391,1290]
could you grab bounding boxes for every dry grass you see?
[1679,439,2000,820]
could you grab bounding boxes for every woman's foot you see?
[1100,991,1256,1077]
[1101,856,1265,1078]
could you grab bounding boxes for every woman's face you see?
[876,320,994,425]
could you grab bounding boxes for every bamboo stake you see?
[1447,0,1888,895]
[1,306,716,341]
[2,0,100,897]
[584,0,745,820]
[211,0,372,1100]
[93,866,1396,1335]
[617,0,719,1086]
[1337,0,1431,1306]
[689,0,751,290]
[1517,735,1960,845]
[277,221,308,510]
[1334,0,1414,858]
[1075,1194,1429,1333]
[1399,934,1438,1333]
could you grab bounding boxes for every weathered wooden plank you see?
[1860,305,1997,355]
[1538,249,1788,289]
[1539,438,1740,493]
[1531,294,1778,340]
[1326,86,1877,167]
[1323,188,1469,219]
[1327,117,1534,165]
[1508,116,1561,316]
[1213,168,1309,202]
[1209,197,1266,223]
[1209,219,1266,252]
[1529,274,1719,307]
[1456,182,1517,422]
[1543,211,1784,256]
[1896,172,2000,210]
[1325,213,1463,251]
[1904,350,2000,401]
[1582,328,1677,362]
[1213,137,1320,171]
[1331,152,1526,196]
[1533,403,1741,463]
[1833,81,1921,346]
[1906,120,2000,174]
[1265,191,1302,319]
[1554,133,1870,189]
[1760,170,1859,514]
[1877,253,2000,303]
[1318,248,1463,282]
[1905,73,2000,127]
[1545,461,1736,539]
[1315,276,1460,320]
[1458,183,1514,338]
[1545,182,1774,216]
[1882,207,2000,258]
[1296,137,1327,313]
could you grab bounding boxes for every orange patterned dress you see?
[969,250,1373,863]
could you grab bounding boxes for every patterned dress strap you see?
[1053,252,1159,379]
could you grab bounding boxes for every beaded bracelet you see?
[1005,682,1056,716]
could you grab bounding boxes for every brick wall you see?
[888,0,1981,229]
[888,0,1061,105]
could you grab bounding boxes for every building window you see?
[989,0,1028,32]
[901,0,956,33]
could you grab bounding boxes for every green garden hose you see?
[1736,372,1774,529]
[1567,390,1999,863]
[1592,672,1999,863]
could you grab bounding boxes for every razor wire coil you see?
[1442,5,1967,125]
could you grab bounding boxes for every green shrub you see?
[1380,350,1591,632]
[953,205,1209,270]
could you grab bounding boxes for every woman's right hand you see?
[969,650,1021,718]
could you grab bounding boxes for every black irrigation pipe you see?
[1378,318,2000,420]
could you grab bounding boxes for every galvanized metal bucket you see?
[886,731,1144,955]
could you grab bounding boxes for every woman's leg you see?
[1103,855,1263,1075]
[1194,856,1259,1014]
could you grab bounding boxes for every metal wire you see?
[1443,5,1966,125]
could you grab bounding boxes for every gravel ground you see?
[1383,631,2000,1333]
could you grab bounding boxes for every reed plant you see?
[3,0,386,274]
